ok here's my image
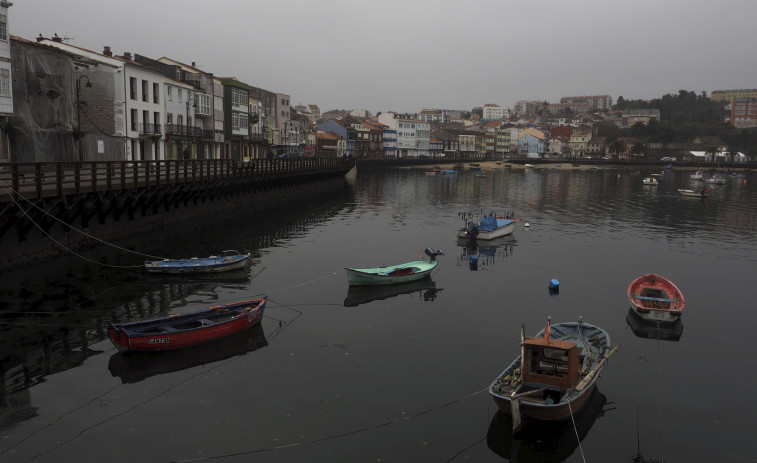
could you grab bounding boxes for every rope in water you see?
[171,386,490,462]
[1,179,165,266]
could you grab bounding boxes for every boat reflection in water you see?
[625,308,683,342]
[343,278,442,307]
[456,236,515,270]
[487,389,611,462]
[108,323,268,383]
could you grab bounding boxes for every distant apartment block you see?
[560,95,612,111]
[482,104,510,120]
[547,103,590,115]
[731,98,757,128]
[514,100,547,115]
[711,89,757,103]
[621,109,660,128]
[418,108,451,124]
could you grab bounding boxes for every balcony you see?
[165,123,204,137]
[138,123,162,138]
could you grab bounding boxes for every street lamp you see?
[76,75,93,162]
[185,98,198,159]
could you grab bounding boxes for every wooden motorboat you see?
[345,248,443,286]
[678,188,708,198]
[627,274,685,323]
[458,211,519,241]
[145,250,250,274]
[107,297,267,352]
[489,318,616,433]
[704,175,725,184]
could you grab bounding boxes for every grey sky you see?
[12,0,757,114]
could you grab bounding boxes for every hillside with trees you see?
[609,90,757,157]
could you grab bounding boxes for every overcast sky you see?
[11,0,757,114]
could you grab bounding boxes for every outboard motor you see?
[465,221,479,239]
[424,248,444,261]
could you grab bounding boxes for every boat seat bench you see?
[635,296,676,302]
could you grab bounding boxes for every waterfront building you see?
[430,128,460,157]
[376,113,429,158]
[318,118,354,157]
[586,136,607,157]
[275,93,291,153]
[361,120,387,158]
[0,1,12,162]
[154,57,223,159]
[217,77,251,160]
[458,131,477,157]
[248,86,277,157]
[569,130,592,158]
[518,128,546,157]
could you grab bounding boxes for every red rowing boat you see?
[627,274,685,323]
[107,297,267,352]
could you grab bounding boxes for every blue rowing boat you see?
[145,250,250,274]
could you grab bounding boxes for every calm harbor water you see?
[1,164,755,462]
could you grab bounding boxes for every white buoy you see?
[524,222,530,228]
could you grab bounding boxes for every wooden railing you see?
[0,158,354,202]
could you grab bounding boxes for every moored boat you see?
[489,318,617,433]
[145,250,250,274]
[704,175,725,184]
[678,188,708,198]
[458,211,519,241]
[345,248,443,286]
[107,297,267,352]
[642,177,658,185]
[690,170,705,180]
[627,274,685,323]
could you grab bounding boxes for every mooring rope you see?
[171,386,490,462]
[567,400,588,463]
[1,179,165,266]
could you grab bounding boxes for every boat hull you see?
[345,260,437,286]
[145,254,250,274]
[457,219,517,240]
[678,189,707,198]
[627,274,685,323]
[107,298,266,352]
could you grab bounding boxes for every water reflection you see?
[625,308,684,342]
[486,389,612,462]
[343,278,441,307]
[456,236,515,270]
[108,324,268,384]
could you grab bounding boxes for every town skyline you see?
[11,0,757,115]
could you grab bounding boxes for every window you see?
[0,69,9,96]
[153,83,159,104]
[167,86,172,101]
[167,113,173,125]
[130,77,137,100]
[142,80,148,102]
[130,108,137,131]
[0,15,6,41]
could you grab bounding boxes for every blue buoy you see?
[549,279,560,289]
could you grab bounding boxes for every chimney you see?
[103,46,112,57]
[122,52,132,60]
[191,62,196,67]
[52,33,62,43]
[36,34,45,42]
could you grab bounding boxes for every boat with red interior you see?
[107,297,267,352]
[627,274,685,323]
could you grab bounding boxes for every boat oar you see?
[576,344,620,392]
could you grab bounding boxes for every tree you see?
[631,141,647,157]
[608,138,626,158]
